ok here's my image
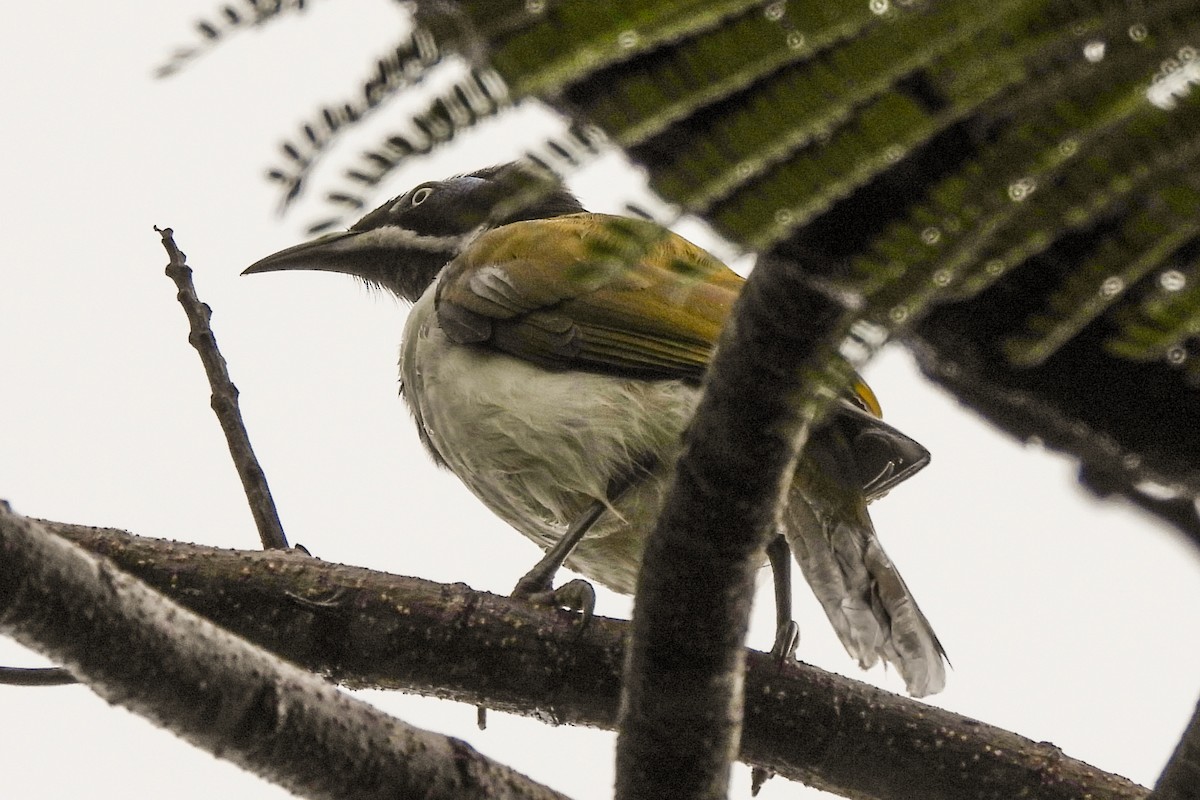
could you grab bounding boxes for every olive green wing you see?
[435,213,740,380]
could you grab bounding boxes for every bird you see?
[244,161,947,697]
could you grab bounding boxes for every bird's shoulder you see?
[434,213,742,379]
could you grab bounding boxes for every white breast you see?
[399,287,700,592]
[399,289,947,696]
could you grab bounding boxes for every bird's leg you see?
[751,539,798,799]
[512,455,656,624]
[766,533,800,664]
[511,500,605,624]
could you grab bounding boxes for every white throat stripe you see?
[349,226,476,252]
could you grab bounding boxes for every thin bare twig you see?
[0,227,290,687]
[0,666,76,686]
[156,226,289,551]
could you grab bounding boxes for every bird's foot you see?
[512,574,596,628]
[770,620,800,666]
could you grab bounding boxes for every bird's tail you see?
[784,427,946,697]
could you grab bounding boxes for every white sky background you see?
[2,2,1199,798]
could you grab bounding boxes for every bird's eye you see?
[411,187,434,206]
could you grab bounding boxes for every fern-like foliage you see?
[854,21,1200,325]
[162,0,1200,525]
[267,27,444,211]
[449,0,776,96]
[1108,258,1200,383]
[1004,182,1200,368]
[303,66,512,232]
[621,0,1023,211]
[156,0,316,78]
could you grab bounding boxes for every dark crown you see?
[352,162,586,239]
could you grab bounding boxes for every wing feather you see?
[436,213,737,379]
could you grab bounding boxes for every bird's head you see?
[243,162,585,301]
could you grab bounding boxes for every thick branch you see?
[616,254,853,799]
[48,521,1147,800]
[0,506,567,800]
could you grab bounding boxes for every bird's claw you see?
[285,586,347,610]
[770,620,800,666]
[280,543,347,609]
[512,576,596,628]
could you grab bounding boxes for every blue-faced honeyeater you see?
[245,162,947,697]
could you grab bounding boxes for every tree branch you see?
[615,253,856,799]
[0,505,568,800]
[44,520,1148,800]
